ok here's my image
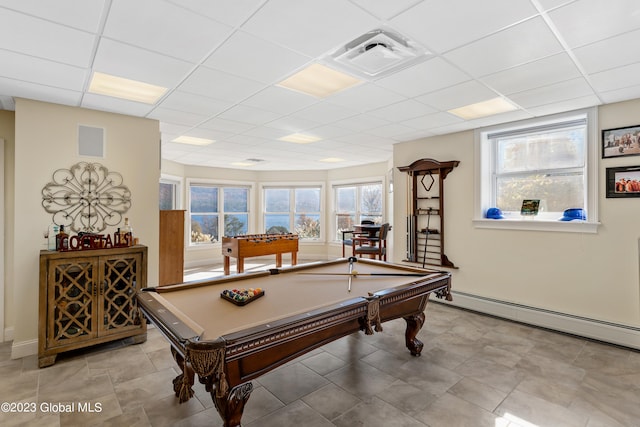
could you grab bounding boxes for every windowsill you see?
[473,218,600,233]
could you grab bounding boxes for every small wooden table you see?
[221,233,299,275]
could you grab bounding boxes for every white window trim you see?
[160,173,183,210]
[473,108,600,233]
[186,178,255,249]
[259,181,326,242]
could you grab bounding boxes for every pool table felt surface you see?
[146,260,445,341]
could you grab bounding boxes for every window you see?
[475,108,598,232]
[189,184,249,244]
[264,186,322,239]
[335,182,383,240]
[159,178,180,210]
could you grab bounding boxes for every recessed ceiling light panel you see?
[276,64,361,98]
[89,72,167,104]
[279,133,322,144]
[172,136,215,146]
[448,97,519,120]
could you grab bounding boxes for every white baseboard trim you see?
[4,326,13,342]
[440,291,640,350]
[11,338,38,360]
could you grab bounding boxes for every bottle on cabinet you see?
[47,223,59,251]
[122,218,133,246]
[55,225,69,251]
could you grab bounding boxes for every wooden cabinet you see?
[38,246,148,368]
[159,210,185,285]
[398,159,459,268]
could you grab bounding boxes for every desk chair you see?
[341,220,375,257]
[353,222,389,261]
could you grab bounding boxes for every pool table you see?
[137,258,452,427]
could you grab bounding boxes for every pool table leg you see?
[211,382,254,427]
[403,312,425,356]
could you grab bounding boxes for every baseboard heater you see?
[436,291,640,350]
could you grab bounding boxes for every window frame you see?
[332,178,385,242]
[159,174,183,210]
[186,178,254,247]
[260,182,325,242]
[473,108,599,233]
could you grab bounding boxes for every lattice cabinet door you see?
[46,257,99,349]
[99,253,144,336]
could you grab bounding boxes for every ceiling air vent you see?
[326,28,431,79]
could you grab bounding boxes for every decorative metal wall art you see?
[42,162,131,232]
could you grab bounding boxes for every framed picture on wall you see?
[602,125,640,158]
[606,165,640,198]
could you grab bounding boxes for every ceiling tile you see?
[158,91,232,116]
[0,50,87,91]
[0,77,81,106]
[218,104,281,125]
[93,38,193,87]
[199,117,256,134]
[203,30,311,84]
[480,53,581,95]
[368,99,437,122]
[590,62,640,93]
[333,114,390,132]
[81,93,156,117]
[375,57,470,97]
[291,102,359,124]
[0,0,105,32]
[327,83,406,112]
[242,86,317,115]
[264,116,320,132]
[444,17,563,78]
[402,111,463,130]
[548,0,640,48]
[415,80,499,111]
[166,0,265,27]
[104,0,233,63]
[525,95,601,117]
[573,29,640,74]
[508,77,595,109]
[0,8,96,67]
[391,0,537,53]
[148,106,209,126]
[349,0,423,20]
[178,66,265,103]
[240,0,379,57]
[599,84,640,104]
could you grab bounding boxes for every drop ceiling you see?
[1,0,640,170]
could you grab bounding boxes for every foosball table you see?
[222,233,299,275]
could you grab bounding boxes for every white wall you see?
[10,99,160,357]
[393,99,640,330]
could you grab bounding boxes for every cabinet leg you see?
[39,355,57,368]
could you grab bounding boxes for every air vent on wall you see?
[325,28,431,79]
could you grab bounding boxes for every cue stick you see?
[297,272,430,277]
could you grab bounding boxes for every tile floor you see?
[2,260,640,426]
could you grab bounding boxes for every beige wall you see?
[0,110,15,340]
[10,99,159,356]
[393,100,640,328]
